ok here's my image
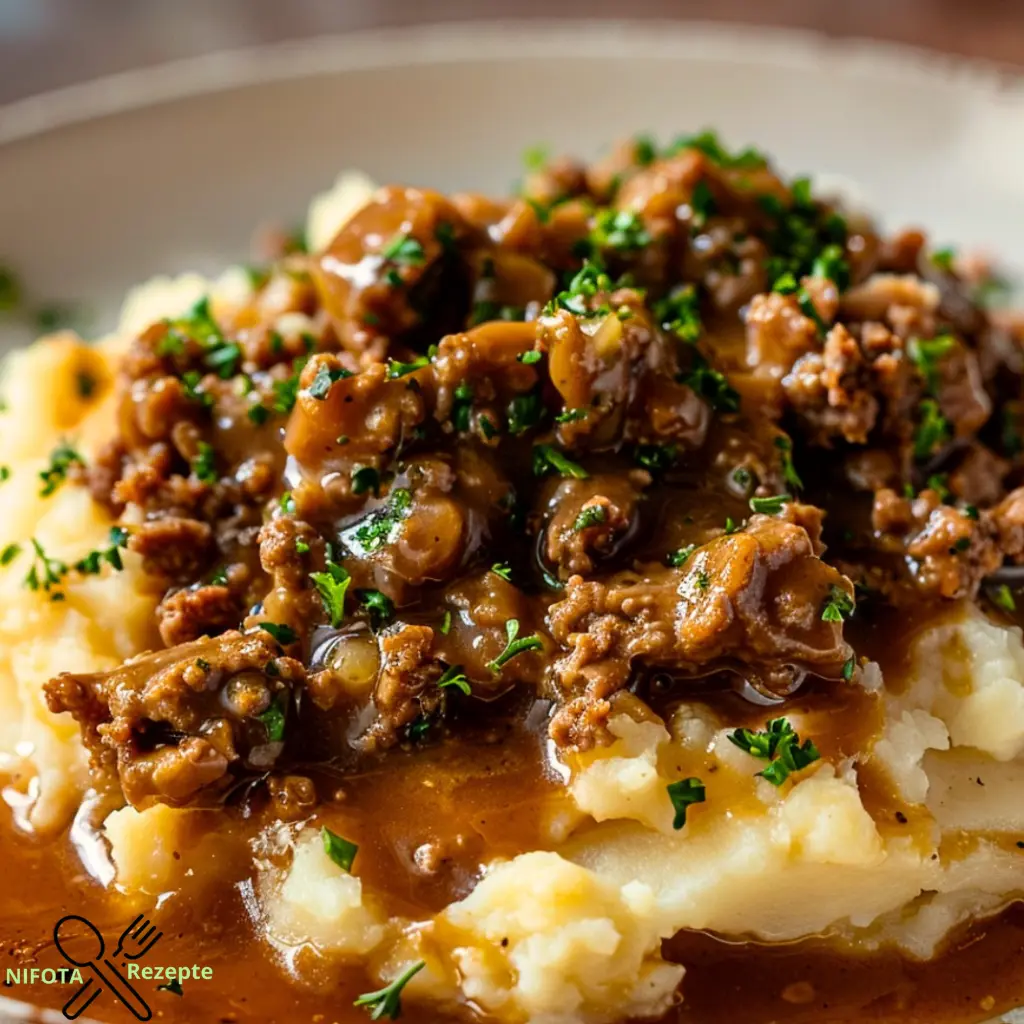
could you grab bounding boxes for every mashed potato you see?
[5,170,1024,1024]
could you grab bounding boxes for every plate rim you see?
[1,18,1023,146]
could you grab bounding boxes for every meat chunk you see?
[547,508,854,748]
[44,631,305,808]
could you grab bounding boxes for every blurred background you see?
[1,0,1023,104]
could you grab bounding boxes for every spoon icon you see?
[54,915,153,1021]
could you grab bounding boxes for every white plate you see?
[0,19,1022,1023]
[0,20,1023,348]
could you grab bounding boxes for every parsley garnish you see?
[821,584,855,622]
[257,692,287,742]
[308,365,353,400]
[24,538,68,596]
[381,234,425,266]
[310,559,351,628]
[353,961,425,1021]
[930,247,956,273]
[532,444,588,479]
[440,609,452,635]
[259,622,298,645]
[774,436,803,490]
[0,543,20,566]
[491,562,513,582]
[666,778,706,830]
[990,584,1017,613]
[634,134,657,166]
[669,130,765,170]
[653,284,702,342]
[74,526,130,575]
[0,264,20,312]
[545,262,613,318]
[39,442,84,497]
[191,442,217,483]
[182,370,214,409]
[555,407,588,424]
[913,399,951,460]
[518,350,542,365]
[634,444,677,475]
[573,505,607,532]
[842,656,855,681]
[907,334,955,395]
[321,826,358,872]
[667,544,696,568]
[387,356,430,379]
[695,569,711,592]
[437,665,471,696]
[359,589,394,629]
[590,209,650,252]
[353,489,413,552]
[728,718,820,786]
[507,390,545,435]
[810,243,850,290]
[0,466,10,483]
[689,180,716,228]
[680,354,740,412]
[487,619,544,673]
[749,494,791,515]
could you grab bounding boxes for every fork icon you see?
[113,915,163,961]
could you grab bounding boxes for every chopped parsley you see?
[353,960,425,1021]
[491,562,513,581]
[913,399,951,460]
[440,609,452,635]
[679,354,740,412]
[634,444,677,475]
[545,262,613,318]
[259,622,298,646]
[907,334,955,395]
[518,350,542,365]
[634,134,657,166]
[668,130,766,170]
[161,297,242,378]
[310,559,351,628]
[437,665,471,696]
[24,538,68,596]
[270,363,305,414]
[990,584,1017,613]
[573,505,607,532]
[352,466,381,497]
[0,467,9,483]
[39,442,85,497]
[749,493,791,515]
[75,526,130,575]
[451,381,474,432]
[0,264,20,312]
[590,209,650,252]
[653,284,702,343]
[666,777,706,830]
[532,444,588,480]
[381,233,426,266]
[689,179,716,228]
[695,569,711,592]
[257,693,287,743]
[280,491,296,515]
[359,589,394,629]
[487,619,544,673]
[842,656,856,681]
[182,370,214,409]
[556,407,588,424]
[321,826,358,873]
[667,544,697,568]
[308,365,353,400]
[728,718,820,786]
[295,537,310,555]
[821,584,855,623]
[353,488,413,552]
[522,144,549,171]
[774,436,803,491]
[810,243,851,291]
[0,543,20,566]
[387,356,430,379]
[930,247,956,273]
[191,442,217,484]
[507,389,546,435]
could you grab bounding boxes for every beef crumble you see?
[41,132,1024,814]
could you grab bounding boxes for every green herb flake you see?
[387,356,430,379]
[491,562,513,582]
[24,538,68,596]
[913,399,951,461]
[556,407,588,424]
[532,444,588,480]
[0,543,21,567]
[39,442,85,497]
[774,436,803,491]
[0,265,22,312]
[653,284,702,342]
[634,135,657,166]
[680,355,740,413]
[308,365,353,400]
[352,466,381,497]
[191,442,218,484]
[518,350,543,365]
[353,488,413,553]
[440,609,452,635]
[820,584,855,623]
[573,505,607,532]
[321,826,358,873]
[75,526,130,576]
[507,389,546,435]
[667,544,697,568]
[437,664,471,696]
[908,334,955,395]
[381,233,426,267]
[842,656,855,681]
[749,493,792,515]
[591,209,650,252]
[353,960,426,1021]
[669,130,766,170]
[310,560,351,629]
[259,622,298,646]
[991,584,1017,613]
[359,589,394,629]
[666,777,706,830]
[257,692,287,743]
[930,247,956,273]
[487,619,544,673]
[728,717,820,786]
